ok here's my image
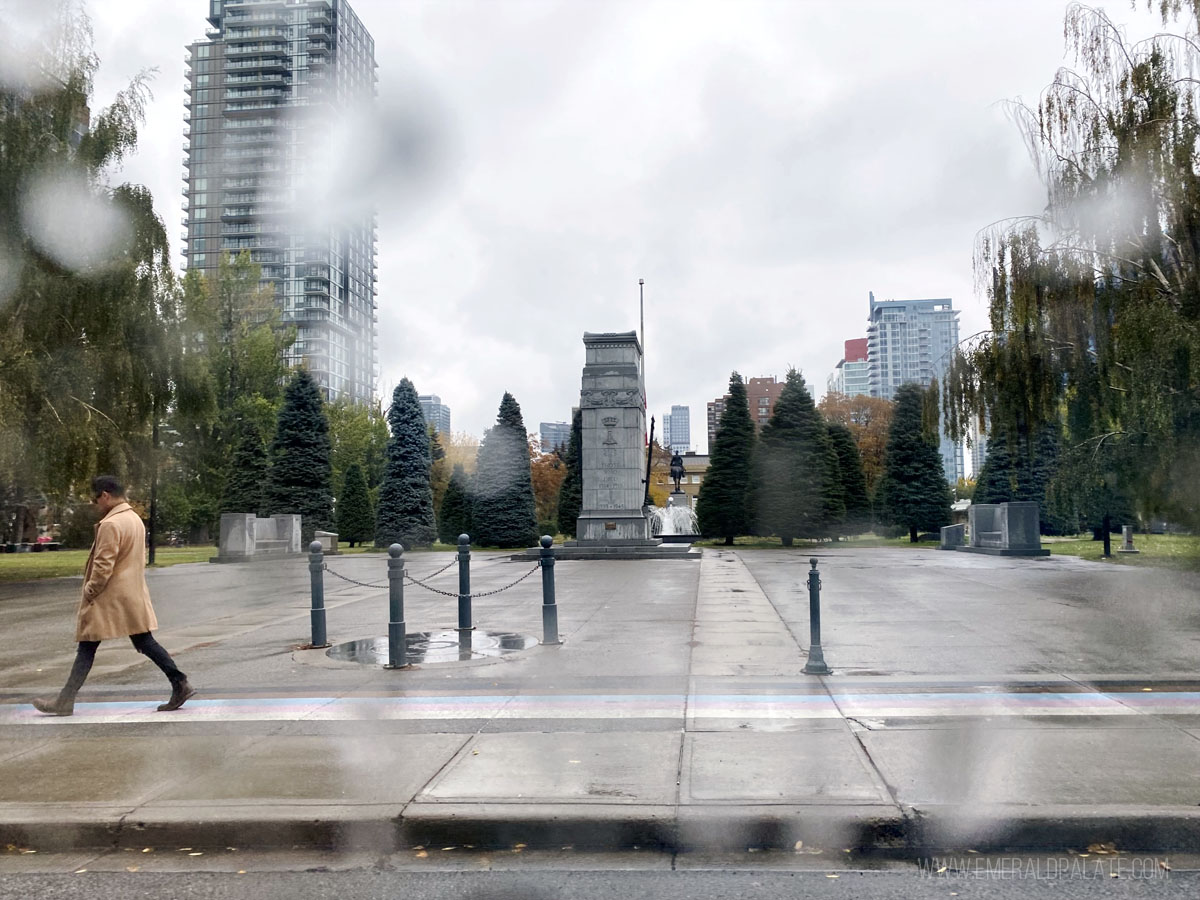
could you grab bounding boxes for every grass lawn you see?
[1046,533,1200,571]
[0,546,217,583]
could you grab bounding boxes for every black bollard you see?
[308,540,329,648]
[385,543,407,669]
[539,535,560,645]
[457,533,473,631]
[802,557,830,675]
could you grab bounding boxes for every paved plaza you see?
[1,546,1198,854]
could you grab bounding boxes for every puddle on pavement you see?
[327,630,538,665]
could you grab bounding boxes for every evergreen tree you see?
[220,414,269,517]
[336,463,374,547]
[878,383,952,542]
[974,424,1073,535]
[555,408,583,538]
[437,463,473,544]
[750,369,843,545]
[266,369,333,542]
[374,378,437,548]
[472,392,538,548]
[827,422,872,536]
[697,372,757,545]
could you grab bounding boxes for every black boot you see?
[32,695,75,716]
[157,679,195,712]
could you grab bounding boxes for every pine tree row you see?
[697,372,951,545]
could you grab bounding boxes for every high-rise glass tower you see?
[664,405,690,452]
[866,292,963,483]
[183,0,379,404]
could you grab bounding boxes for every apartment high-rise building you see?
[707,377,785,445]
[663,405,690,452]
[183,0,379,404]
[865,291,963,482]
[539,421,571,453]
[418,394,451,436]
[970,417,989,479]
[827,338,870,399]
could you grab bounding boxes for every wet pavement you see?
[0,546,1198,853]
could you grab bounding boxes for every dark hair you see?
[91,475,126,499]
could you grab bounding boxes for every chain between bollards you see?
[385,543,408,669]
[802,557,830,675]
[539,535,560,645]
[308,540,329,648]
[457,533,473,631]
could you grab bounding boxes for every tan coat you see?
[75,502,158,642]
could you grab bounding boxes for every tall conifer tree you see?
[827,422,872,537]
[697,373,756,545]
[878,383,952,542]
[266,369,333,542]
[437,463,473,545]
[374,378,437,548]
[336,462,374,547]
[473,393,538,548]
[751,369,843,544]
[221,415,269,517]
[555,408,583,538]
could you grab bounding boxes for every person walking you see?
[33,475,195,716]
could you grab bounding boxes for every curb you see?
[5,805,1199,855]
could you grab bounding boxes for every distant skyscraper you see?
[970,417,989,478]
[183,0,379,404]
[663,405,690,452]
[865,292,963,482]
[539,421,571,453]
[708,377,784,444]
[827,338,870,399]
[418,394,451,435]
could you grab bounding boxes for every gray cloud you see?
[73,0,1166,454]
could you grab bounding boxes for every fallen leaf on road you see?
[1087,842,1117,855]
[937,866,947,874]
[189,852,203,857]
[74,869,86,874]
[1160,861,1172,871]
[414,851,428,859]
[142,848,152,853]
[19,850,36,855]
[794,841,803,851]
[237,870,246,875]
[125,866,139,872]
[826,874,839,878]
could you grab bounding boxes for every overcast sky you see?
[35,1,1165,453]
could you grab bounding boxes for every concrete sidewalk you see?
[1,547,1199,855]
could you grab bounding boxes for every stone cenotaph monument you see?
[572,331,658,545]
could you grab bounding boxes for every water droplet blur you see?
[19,170,133,273]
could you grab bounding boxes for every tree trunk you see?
[724,535,734,546]
[1102,514,1112,557]
[909,524,918,543]
[781,534,794,547]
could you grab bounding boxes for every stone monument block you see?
[961,502,1049,556]
[940,523,965,550]
[573,331,657,545]
[219,513,256,558]
[1119,524,1140,553]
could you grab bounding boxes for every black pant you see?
[61,632,186,700]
